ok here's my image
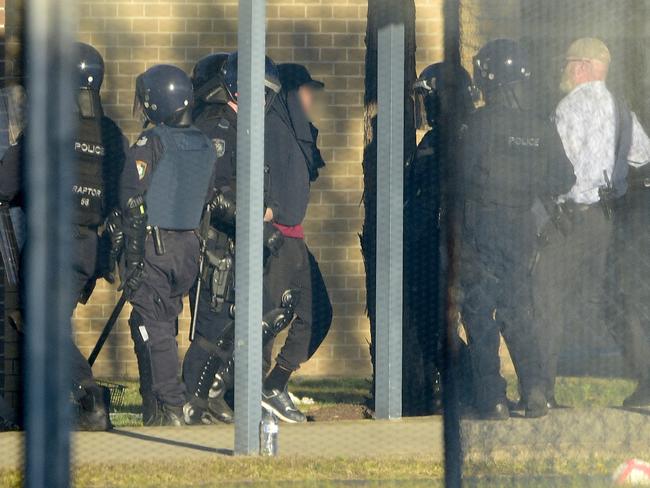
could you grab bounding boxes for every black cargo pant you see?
[608,204,650,384]
[128,231,200,407]
[459,206,545,408]
[534,205,613,398]
[69,225,101,388]
[263,238,332,374]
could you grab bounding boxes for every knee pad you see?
[261,289,300,340]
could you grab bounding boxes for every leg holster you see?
[205,230,235,313]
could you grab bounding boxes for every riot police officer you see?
[408,62,477,413]
[181,53,301,425]
[121,64,217,426]
[180,52,235,424]
[0,43,127,430]
[457,39,575,419]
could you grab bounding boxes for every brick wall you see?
[0,0,525,390]
[69,0,445,380]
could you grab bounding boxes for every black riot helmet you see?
[133,64,194,127]
[222,52,282,110]
[192,52,230,105]
[473,39,532,107]
[76,43,104,91]
[75,42,105,119]
[414,62,477,129]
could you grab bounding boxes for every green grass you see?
[107,374,635,426]
[104,377,372,426]
[2,454,644,487]
[506,375,635,408]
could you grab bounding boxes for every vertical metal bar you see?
[24,0,76,486]
[442,0,463,486]
[375,21,404,420]
[235,0,266,455]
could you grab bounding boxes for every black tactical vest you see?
[73,116,106,226]
[145,125,216,230]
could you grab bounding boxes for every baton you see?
[189,241,206,342]
[189,204,212,342]
[88,292,127,367]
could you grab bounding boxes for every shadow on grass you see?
[109,429,233,456]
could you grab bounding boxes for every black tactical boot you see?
[147,402,185,427]
[524,389,549,419]
[262,388,306,423]
[141,392,160,426]
[77,385,113,431]
[183,396,234,425]
[623,381,650,407]
[205,397,234,424]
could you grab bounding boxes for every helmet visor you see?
[413,81,433,130]
[0,86,26,147]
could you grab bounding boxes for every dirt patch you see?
[306,404,374,422]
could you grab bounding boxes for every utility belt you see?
[146,225,198,256]
[202,227,235,312]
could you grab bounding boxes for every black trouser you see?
[263,238,332,374]
[69,225,100,388]
[534,206,613,398]
[608,205,650,384]
[460,206,544,408]
[128,231,200,407]
[182,273,233,395]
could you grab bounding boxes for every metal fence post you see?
[24,0,77,486]
[375,21,404,420]
[234,0,266,455]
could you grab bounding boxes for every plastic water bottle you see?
[259,411,279,456]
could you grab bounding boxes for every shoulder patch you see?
[213,138,226,158]
[136,136,148,147]
[135,160,148,180]
[217,118,230,130]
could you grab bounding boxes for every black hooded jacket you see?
[264,90,324,227]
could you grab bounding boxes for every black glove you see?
[263,221,284,257]
[121,196,147,298]
[98,209,124,284]
[209,187,237,236]
[119,262,145,299]
[106,209,125,264]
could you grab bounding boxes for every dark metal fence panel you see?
[24,0,76,485]
[234,0,266,455]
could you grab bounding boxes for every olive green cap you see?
[565,37,611,65]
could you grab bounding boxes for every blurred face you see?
[560,58,609,94]
[298,85,315,118]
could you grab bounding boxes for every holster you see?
[204,227,235,313]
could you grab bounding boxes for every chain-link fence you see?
[1,1,650,487]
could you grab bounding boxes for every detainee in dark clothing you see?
[120,64,217,426]
[0,43,127,431]
[261,64,333,423]
[458,39,575,420]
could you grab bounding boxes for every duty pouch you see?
[206,248,234,312]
